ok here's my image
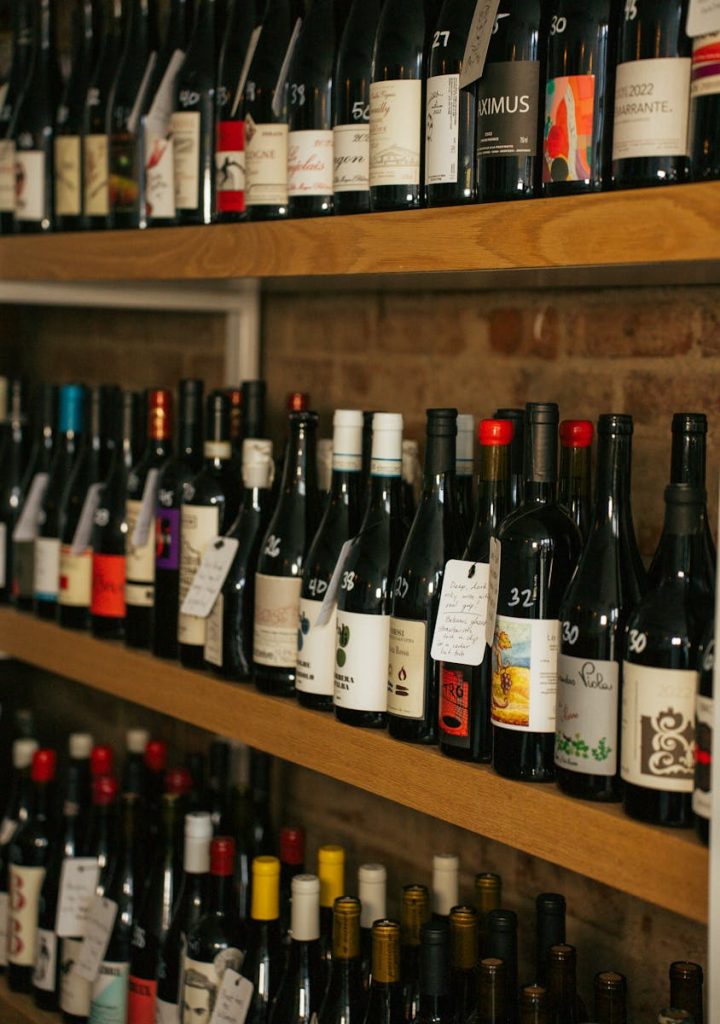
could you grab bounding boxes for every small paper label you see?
[555,655,620,776]
[245,121,289,205]
[460,0,502,89]
[60,938,92,1016]
[297,596,336,696]
[33,928,58,992]
[431,559,491,666]
[369,80,422,187]
[72,482,104,556]
[56,858,101,938]
[13,473,49,541]
[15,150,45,221]
[315,539,354,629]
[688,0,720,36]
[272,17,302,117]
[232,25,263,116]
[131,469,160,548]
[74,896,118,982]
[9,863,45,965]
[180,536,239,619]
[613,57,692,161]
[210,969,254,1024]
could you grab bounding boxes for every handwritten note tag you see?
[687,0,720,35]
[71,483,104,556]
[56,858,101,938]
[180,537,239,619]
[13,473,49,542]
[131,469,160,547]
[210,970,254,1024]
[74,896,117,982]
[485,537,501,648]
[460,0,502,89]
[315,538,355,629]
[431,542,501,666]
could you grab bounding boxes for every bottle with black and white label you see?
[55,0,96,232]
[476,0,545,203]
[694,618,713,845]
[297,410,363,712]
[492,403,583,782]
[388,409,462,745]
[612,0,691,189]
[0,381,30,605]
[334,414,408,729]
[332,0,381,214]
[254,411,320,696]
[622,484,711,827]
[555,415,646,803]
[286,0,336,217]
[11,0,60,233]
[0,738,38,978]
[83,0,124,228]
[425,0,478,206]
[0,0,34,234]
[689,31,720,181]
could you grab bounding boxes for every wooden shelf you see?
[0,978,56,1024]
[0,183,719,285]
[0,608,708,924]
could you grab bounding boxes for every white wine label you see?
[15,150,45,221]
[204,593,224,668]
[555,654,619,776]
[687,0,720,37]
[245,121,289,206]
[55,135,82,216]
[180,537,239,620]
[0,891,8,967]
[56,858,101,938]
[287,129,334,196]
[33,928,58,992]
[253,573,302,668]
[75,895,118,982]
[693,692,713,819]
[613,57,692,160]
[621,663,698,792]
[60,938,92,1017]
[90,960,130,1022]
[171,110,201,210]
[84,134,109,216]
[460,0,502,88]
[126,497,157,606]
[476,60,540,157]
[0,139,15,213]
[211,969,254,1024]
[333,123,370,193]
[296,596,336,696]
[369,79,422,187]
[431,558,494,666]
[13,472,49,541]
[34,536,61,601]
[183,952,244,1024]
[59,546,93,608]
[334,610,390,712]
[691,32,720,97]
[178,505,220,647]
[491,616,560,733]
[387,617,428,719]
[8,863,45,965]
[425,74,460,185]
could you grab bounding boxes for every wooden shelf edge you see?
[0,608,708,925]
[0,182,718,283]
[0,977,57,1024]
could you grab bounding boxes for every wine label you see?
[13,540,34,600]
[204,592,224,668]
[439,664,472,746]
[8,863,45,966]
[621,663,698,792]
[425,74,461,185]
[156,998,179,1024]
[296,596,336,696]
[182,951,244,1024]
[171,110,201,210]
[334,609,390,712]
[688,0,720,36]
[613,57,692,160]
[491,615,560,733]
[245,121,289,206]
[694,693,713,820]
[55,135,82,216]
[369,79,422,187]
[84,134,110,216]
[691,33,720,97]
[91,554,126,618]
[333,123,370,193]
[156,507,181,570]
[431,553,500,665]
[178,505,220,647]
[288,129,334,197]
[59,545,93,608]
[61,938,92,1017]
[180,537,238,620]
[543,74,596,183]
[387,618,428,719]
[33,928,58,992]
[128,975,157,1023]
[253,573,302,669]
[0,890,8,967]
[146,132,176,219]
[0,139,15,212]
[56,857,101,938]
[126,498,156,607]
[213,969,254,1024]
[216,120,246,213]
[476,60,540,158]
[15,150,45,222]
[34,535,60,601]
[554,654,619,776]
[90,960,130,1022]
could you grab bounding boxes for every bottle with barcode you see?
[0,381,30,605]
[0,0,34,234]
[83,0,125,229]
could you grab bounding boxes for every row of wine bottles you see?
[0,378,715,839]
[0,724,705,1024]
[1,0,719,235]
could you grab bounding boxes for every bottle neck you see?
[209,872,235,915]
[474,444,511,533]
[548,961,576,1010]
[559,446,591,506]
[280,422,318,497]
[32,779,54,822]
[672,431,706,488]
[524,419,558,498]
[592,432,633,526]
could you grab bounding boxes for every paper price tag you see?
[431,559,492,666]
[13,473,49,542]
[460,0,502,89]
[56,858,101,938]
[180,536,239,619]
[131,468,160,548]
[315,538,355,629]
[74,895,117,982]
[0,816,16,845]
[148,49,186,132]
[272,17,302,117]
[485,537,501,648]
[687,0,720,36]
[210,970,254,1024]
[71,483,104,556]
[232,25,263,117]
[128,52,158,134]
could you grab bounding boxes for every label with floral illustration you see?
[555,654,619,775]
[491,615,559,732]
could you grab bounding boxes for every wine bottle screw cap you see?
[32,748,57,782]
[92,775,118,805]
[318,844,345,865]
[185,811,213,839]
[359,863,386,883]
[126,729,149,755]
[69,733,93,760]
[164,768,193,796]
[145,739,167,772]
[536,892,566,914]
[13,738,39,769]
[560,420,594,448]
[210,836,236,875]
[91,744,114,778]
[292,873,321,896]
[253,855,280,878]
[334,409,363,428]
[280,825,305,865]
[479,419,514,446]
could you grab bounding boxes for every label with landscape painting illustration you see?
[491,615,560,733]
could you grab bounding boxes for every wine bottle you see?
[359,863,386,989]
[388,409,461,744]
[400,884,430,1023]
[8,748,56,993]
[214,0,257,222]
[0,739,38,977]
[694,618,713,845]
[155,811,212,1021]
[669,961,704,1024]
[254,410,320,696]
[485,910,518,1023]
[622,484,710,827]
[689,32,720,181]
[54,0,96,231]
[547,944,586,1023]
[415,921,450,1024]
[280,825,305,944]
[205,438,274,679]
[286,0,336,218]
[269,874,324,1024]
[366,919,404,1024]
[178,391,240,669]
[319,896,366,1024]
[493,408,524,511]
[242,855,284,1024]
[425,0,477,207]
[334,413,407,728]
[0,381,30,604]
[58,386,117,631]
[448,906,478,1024]
[12,0,60,233]
[402,441,420,525]
[0,0,34,234]
[535,894,565,988]
[332,0,381,214]
[477,958,507,1024]
[297,410,363,710]
[542,0,617,196]
[82,0,123,227]
[476,0,545,202]
[474,874,501,956]
[143,741,168,867]
[318,844,345,979]
[492,403,582,783]
[558,420,593,543]
[34,385,84,620]
[520,985,549,1024]
[439,419,514,764]
[455,414,474,542]
[594,971,627,1024]
[555,415,646,803]
[611,0,691,189]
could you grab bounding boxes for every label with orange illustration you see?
[491,615,559,733]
